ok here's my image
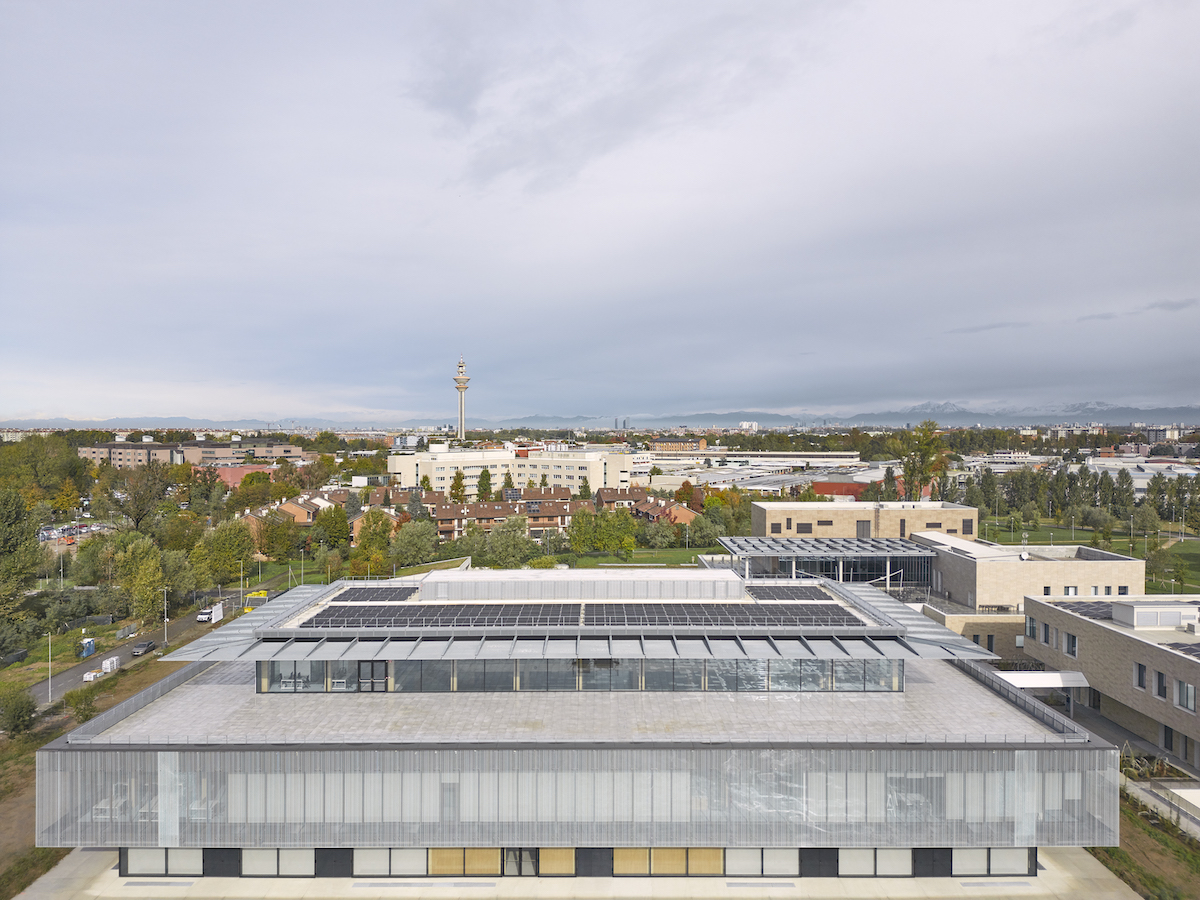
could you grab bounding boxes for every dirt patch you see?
[1091,793,1200,898]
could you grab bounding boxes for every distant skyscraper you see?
[454,357,470,440]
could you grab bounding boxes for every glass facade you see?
[258,659,904,694]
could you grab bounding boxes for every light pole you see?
[46,632,52,705]
[163,587,169,648]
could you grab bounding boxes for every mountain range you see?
[2,402,1197,431]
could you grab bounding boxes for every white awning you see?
[995,670,1089,689]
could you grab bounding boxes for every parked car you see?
[131,640,156,656]
[196,608,213,622]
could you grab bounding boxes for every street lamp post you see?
[46,632,52,704]
[163,587,169,648]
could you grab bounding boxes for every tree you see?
[881,467,899,501]
[0,489,41,620]
[1170,556,1191,592]
[406,491,429,521]
[566,509,597,555]
[643,519,677,549]
[1133,505,1161,545]
[502,471,515,491]
[157,510,206,553]
[190,520,254,586]
[449,471,467,503]
[115,537,166,622]
[1147,547,1172,584]
[577,476,592,501]
[487,517,537,568]
[313,506,350,548]
[356,509,395,556]
[108,460,172,532]
[391,520,438,567]
[688,514,720,547]
[539,474,549,488]
[900,420,942,501]
[51,479,80,517]
[649,466,663,477]
[674,481,694,507]
[257,510,299,561]
[0,684,37,735]
[344,492,363,517]
[476,468,493,502]
[420,474,432,492]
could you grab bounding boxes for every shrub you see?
[63,684,100,722]
[0,684,37,735]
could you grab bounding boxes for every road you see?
[31,613,212,709]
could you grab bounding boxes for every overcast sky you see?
[1,1,1196,424]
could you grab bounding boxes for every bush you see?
[526,556,557,569]
[0,684,38,735]
[62,684,100,722]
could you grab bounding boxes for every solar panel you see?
[333,587,418,603]
[301,603,583,629]
[746,585,830,603]
[1056,601,1113,621]
[582,602,862,628]
[299,600,864,630]
[1165,642,1200,660]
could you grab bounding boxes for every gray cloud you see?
[1145,298,1198,313]
[0,1,1197,422]
[944,322,1031,335]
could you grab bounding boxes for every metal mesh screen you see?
[38,745,1116,850]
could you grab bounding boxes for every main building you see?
[37,568,1117,882]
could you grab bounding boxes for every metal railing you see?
[951,658,1089,741]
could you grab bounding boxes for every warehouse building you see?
[37,569,1117,883]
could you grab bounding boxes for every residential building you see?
[594,487,648,510]
[387,446,633,499]
[37,568,1116,883]
[649,437,707,452]
[630,497,699,526]
[751,501,978,541]
[1023,595,1200,768]
[78,439,308,470]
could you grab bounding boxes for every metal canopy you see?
[720,536,937,558]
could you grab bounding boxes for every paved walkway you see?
[17,848,1140,900]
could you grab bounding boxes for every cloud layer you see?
[1,0,1196,422]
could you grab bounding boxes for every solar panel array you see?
[1164,642,1200,660]
[333,587,418,603]
[301,601,863,629]
[1057,601,1113,621]
[584,603,862,628]
[303,603,582,629]
[746,585,830,603]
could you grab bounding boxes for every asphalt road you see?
[30,613,211,708]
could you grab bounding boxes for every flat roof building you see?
[37,569,1117,884]
[752,501,978,542]
[1024,595,1200,770]
[911,532,1145,613]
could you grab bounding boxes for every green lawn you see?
[567,546,725,568]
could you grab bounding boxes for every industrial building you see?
[37,568,1117,883]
